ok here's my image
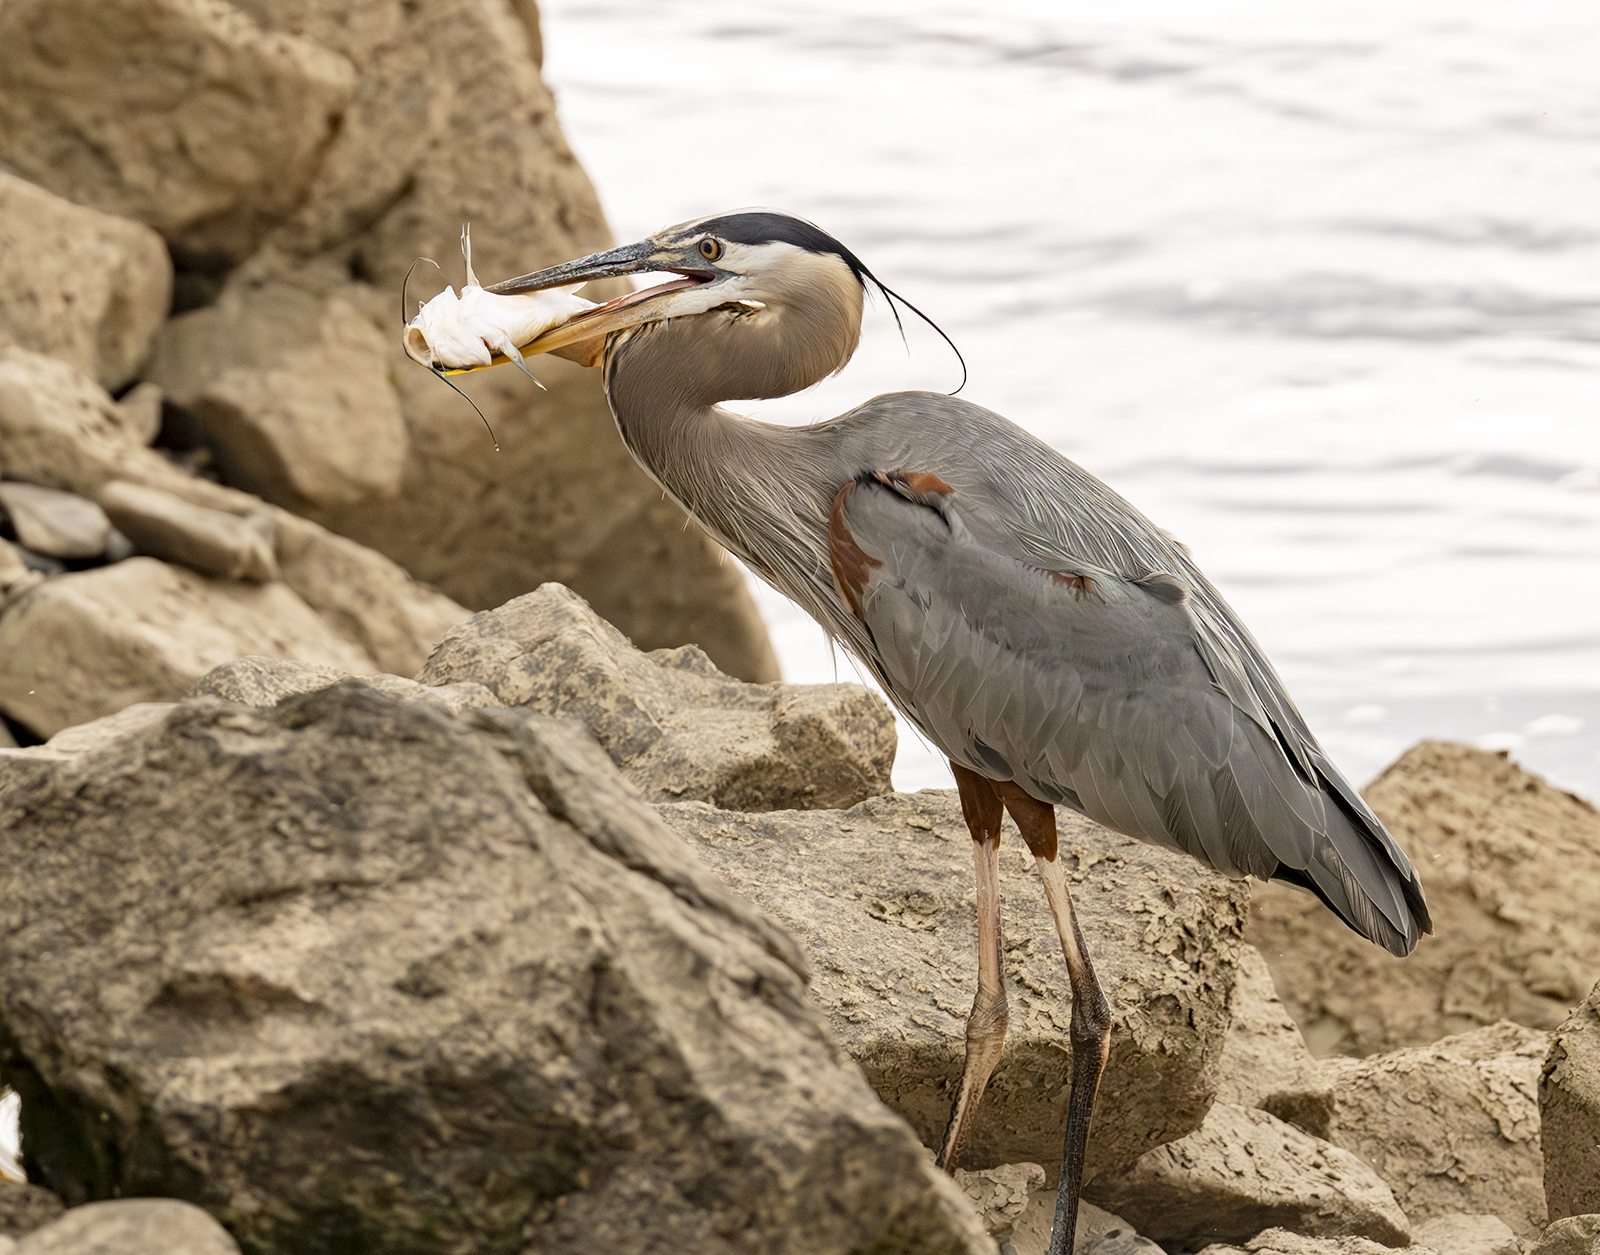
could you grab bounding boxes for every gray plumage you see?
[487,209,1430,956]
[586,254,1429,959]
[485,209,1431,1255]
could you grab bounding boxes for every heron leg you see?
[992,782,1112,1255]
[939,763,1009,1172]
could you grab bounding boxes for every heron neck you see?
[601,327,838,607]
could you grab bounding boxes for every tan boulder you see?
[1086,1231,1165,1255]
[0,557,376,737]
[0,174,171,390]
[0,541,42,595]
[98,481,278,582]
[0,1182,62,1240]
[1248,741,1600,1057]
[0,483,114,561]
[959,1181,1142,1255]
[1196,1231,1440,1255]
[235,0,607,290]
[658,792,1249,1179]
[1320,1020,1548,1236]
[120,0,778,680]
[113,383,165,447]
[0,687,994,1254]
[950,1170,1159,1253]
[419,584,891,809]
[1086,1101,1411,1251]
[151,262,781,680]
[955,1162,1046,1243]
[0,346,247,504]
[1543,980,1600,1219]
[9,1200,238,1255]
[193,655,503,719]
[0,0,355,261]
[261,511,467,677]
[0,346,467,684]
[1411,1213,1519,1255]
[1216,943,1335,1136]
[1033,1198,1150,1255]
[147,279,408,509]
[0,542,43,612]
[7,704,179,764]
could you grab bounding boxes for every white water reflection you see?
[542,0,1600,800]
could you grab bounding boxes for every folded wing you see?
[830,470,1429,957]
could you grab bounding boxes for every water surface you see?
[542,0,1600,800]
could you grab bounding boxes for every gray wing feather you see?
[837,469,1425,956]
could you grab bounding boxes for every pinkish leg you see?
[993,780,1112,1255]
[938,763,1009,1172]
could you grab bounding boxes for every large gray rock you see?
[0,0,355,261]
[0,557,376,737]
[0,686,994,1255]
[420,585,895,810]
[1530,1216,1600,1255]
[0,173,171,391]
[1086,1101,1411,1251]
[9,1200,237,1255]
[657,792,1249,1178]
[1543,980,1600,1219]
[1249,742,1600,1057]
[1215,944,1333,1136]
[1320,1020,1548,1237]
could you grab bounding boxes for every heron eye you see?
[698,237,722,261]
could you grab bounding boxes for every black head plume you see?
[693,211,968,395]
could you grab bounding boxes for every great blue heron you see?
[444,211,1431,1255]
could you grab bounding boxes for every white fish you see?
[0,1088,22,1184]
[403,226,595,382]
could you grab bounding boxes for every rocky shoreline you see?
[1,587,1597,1254]
[1,0,1596,1250]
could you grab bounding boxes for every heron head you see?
[491,210,870,375]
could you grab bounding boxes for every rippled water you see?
[541,0,1600,801]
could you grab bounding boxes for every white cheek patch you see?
[403,283,594,371]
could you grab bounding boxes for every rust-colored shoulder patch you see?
[872,469,956,503]
[1046,570,1094,599]
[829,480,881,621]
